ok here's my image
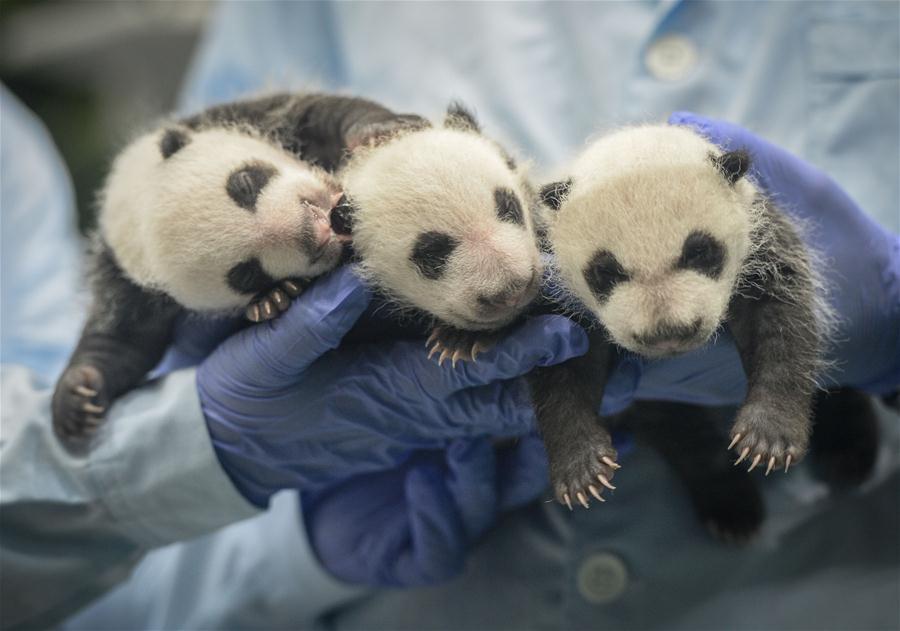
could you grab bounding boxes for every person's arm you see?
[0,365,258,630]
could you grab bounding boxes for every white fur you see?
[341,126,542,329]
[549,124,762,354]
[101,127,342,311]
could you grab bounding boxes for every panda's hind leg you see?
[425,325,505,367]
[245,278,309,322]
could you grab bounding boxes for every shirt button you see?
[645,34,698,81]
[576,552,629,605]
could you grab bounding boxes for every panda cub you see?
[332,104,543,360]
[53,125,346,441]
[535,124,832,509]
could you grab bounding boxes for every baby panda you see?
[534,123,832,512]
[53,125,346,442]
[331,104,544,361]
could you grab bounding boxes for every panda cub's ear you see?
[711,149,751,185]
[539,179,572,211]
[159,126,191,159]
[346,115,430,151]
[443,102,481,133]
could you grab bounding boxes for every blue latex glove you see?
[195,266,588,507]
[302,434,550,586]
[601,113,900,413]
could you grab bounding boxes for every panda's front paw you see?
[245,279,308,322]
[548,425,620,510]
[425,326,502,367]
[729,402,810,474]
[52,364,108,442]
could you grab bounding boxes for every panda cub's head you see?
[543,124,760,358]
[101,126,345,313]
[338,104,542,331]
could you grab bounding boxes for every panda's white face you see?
[101,127,345,312]
[342,123,542,330]
[549,125,758,357]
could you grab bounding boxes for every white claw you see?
[74,385,97,398]
[263,301,274,318]
[84,416,104,427]
[576,492,589,509]
[598,474,616,490]
[427,344,441,360]
[438,349,451,366]
[588,485,604,502]
[82,402,105,414]
[563,493,573,511]
[785,454,793,472]
[734,446,750,465]
[601,456,620,470]
[426,330,439,347]
[451,349,464,368]
[765,456,776,476]
[727,433,742,450]
[748,453,762,472]
[246,304,260,322]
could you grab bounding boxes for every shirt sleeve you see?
[0,364,259,629]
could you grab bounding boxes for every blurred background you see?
[1,0,211,233]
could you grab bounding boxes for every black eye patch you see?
[410,231,459,280]
[226,257,276,295]
[227,162,277,211]
[159,128,190,158]
[677,231,726,279]
[583,249,629,303]
[494,187,524,225]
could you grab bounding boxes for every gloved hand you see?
[195,266,588,507]
[302,434,550,586]
[600,113,900,414]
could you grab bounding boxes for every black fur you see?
[159,128,189,158]
[583,249,629,303]
[494,187,524,225]
[226,162,277,211]
[226,258,277,295]
[677,230,726,279]
[539,180,572,211]
[443,102,480,133]
[52,240,181,445]
[410,232,459,280]
[809,388,879,488]
[712,149,751,185]
[184,93,427,171]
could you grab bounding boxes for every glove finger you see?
[440,377,536,439]
[159,313,246,373]
[496,433,550,512]
[436,315,588,392]
[443,438,498,540]
[240,266,372,382]
[393,463,467,586]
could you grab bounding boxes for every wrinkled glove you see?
[196,266,588,507]
[302,434,550,586]
[601,113,900,414]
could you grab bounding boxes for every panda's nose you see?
[476,269,540,315]
[633,318,703,349]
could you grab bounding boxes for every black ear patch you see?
[410,232,459,280]
[444,102,480,133]
[227,257,275,295]
[159,128,189,159]
[227,162,277,211]
[539,180,572,211]
[494,187,525,225]
[711,149,751,185]
[583,249,629,303]
[330,194,356,236]
[677,231,726,279]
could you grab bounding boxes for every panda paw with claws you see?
[245,279,308,323]
[52,364,107,441]
[549,428,620,510]
[728,403,809,475]
[425,326,503,367]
